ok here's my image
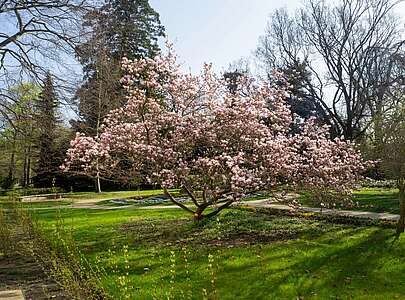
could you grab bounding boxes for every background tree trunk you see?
[22,149,28,188]
[5,133,17,189]
[396,182,405,234]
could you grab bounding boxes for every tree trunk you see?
[204,200,234,219]
[193,200,234,220]
[94,59,104,194]
[193,210,204,221]
[5,151,16,189]
[193,204,210,221]
[5,132,17,189]
[26,145,31,187]
[21,144,32,188]
[373,108,383,149]
[396,184,405,235]
[164,188,234,221]
[95,166,101,193]
[22,149,28,188]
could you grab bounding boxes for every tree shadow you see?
[353,192,399,214]
[216,226,405,299]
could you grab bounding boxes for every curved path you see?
[244,199,400,221]
[13,198,401,221]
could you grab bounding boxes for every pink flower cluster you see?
[63,47,367,207]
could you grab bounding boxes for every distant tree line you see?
[256,0,404,141]
[256,0,405,179]
[1,0,404,196]
[0,0,165,191]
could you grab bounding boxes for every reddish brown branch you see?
[182,183,201,208]
[204,200,234,219]
[164,188,195,214]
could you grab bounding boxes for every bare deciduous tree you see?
[257,0,405,140]
[0,0,88,78]
[0,0,91,118]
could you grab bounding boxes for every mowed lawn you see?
[31,191,405,300]
[0,189,171,209]
[299,187,400,214]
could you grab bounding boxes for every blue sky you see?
[151,0,405,74]
[150,0,302,73]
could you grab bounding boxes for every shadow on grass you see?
[352,192,399,214]
[108,209,405,298]
[217,226,405,299]
[300,188,400,215]
[30,206,405,299]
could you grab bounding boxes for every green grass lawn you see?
[1,189,168,201]
[94,190,270,207]
[0,200,73,209]
[55,189,169,201]
[0,189,175,208]
[351,188,400,213]
[299,187,400,214]
[31,202,405,300]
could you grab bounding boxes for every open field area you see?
[1,187,405,299]
[299,188,400,214]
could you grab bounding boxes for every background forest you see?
[0,0,404,193]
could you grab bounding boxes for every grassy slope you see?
[58,189,168,201]
[0,189,170,208]
[299,188,400,214]
[351,188,399,213]
[32,205,405,300]
[0,200,73,208]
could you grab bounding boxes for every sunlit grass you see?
[299,187,400,214]
[31,203,405,299]
[0,200,73,209]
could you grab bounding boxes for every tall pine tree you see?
[72,0,164,191]
[33,72,60,187]
[104,0,165,61]
[73,0,165,136]
[276,61,338,136]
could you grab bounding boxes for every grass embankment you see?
[0,189,170,209]
[0,200,73,209]
[31,201,405,299]
[299,188,400,214]
[60,189,167,202]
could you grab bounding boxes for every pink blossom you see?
[63,47,368,218]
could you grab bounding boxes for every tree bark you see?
[95,155,101,193]
[95,171,101,193]
[21,144,32,188]
[22,148,28,188]
[26,144,31,187]
[5,134,17,189]
[6,152,16,189]
[164,188,234,221]
[193,199,234,220]
[164,188,195,215]
[204,200,234,219]
[94,65,103,193]
[396,183,405,235]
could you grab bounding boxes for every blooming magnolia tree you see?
[63,49,367,219]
